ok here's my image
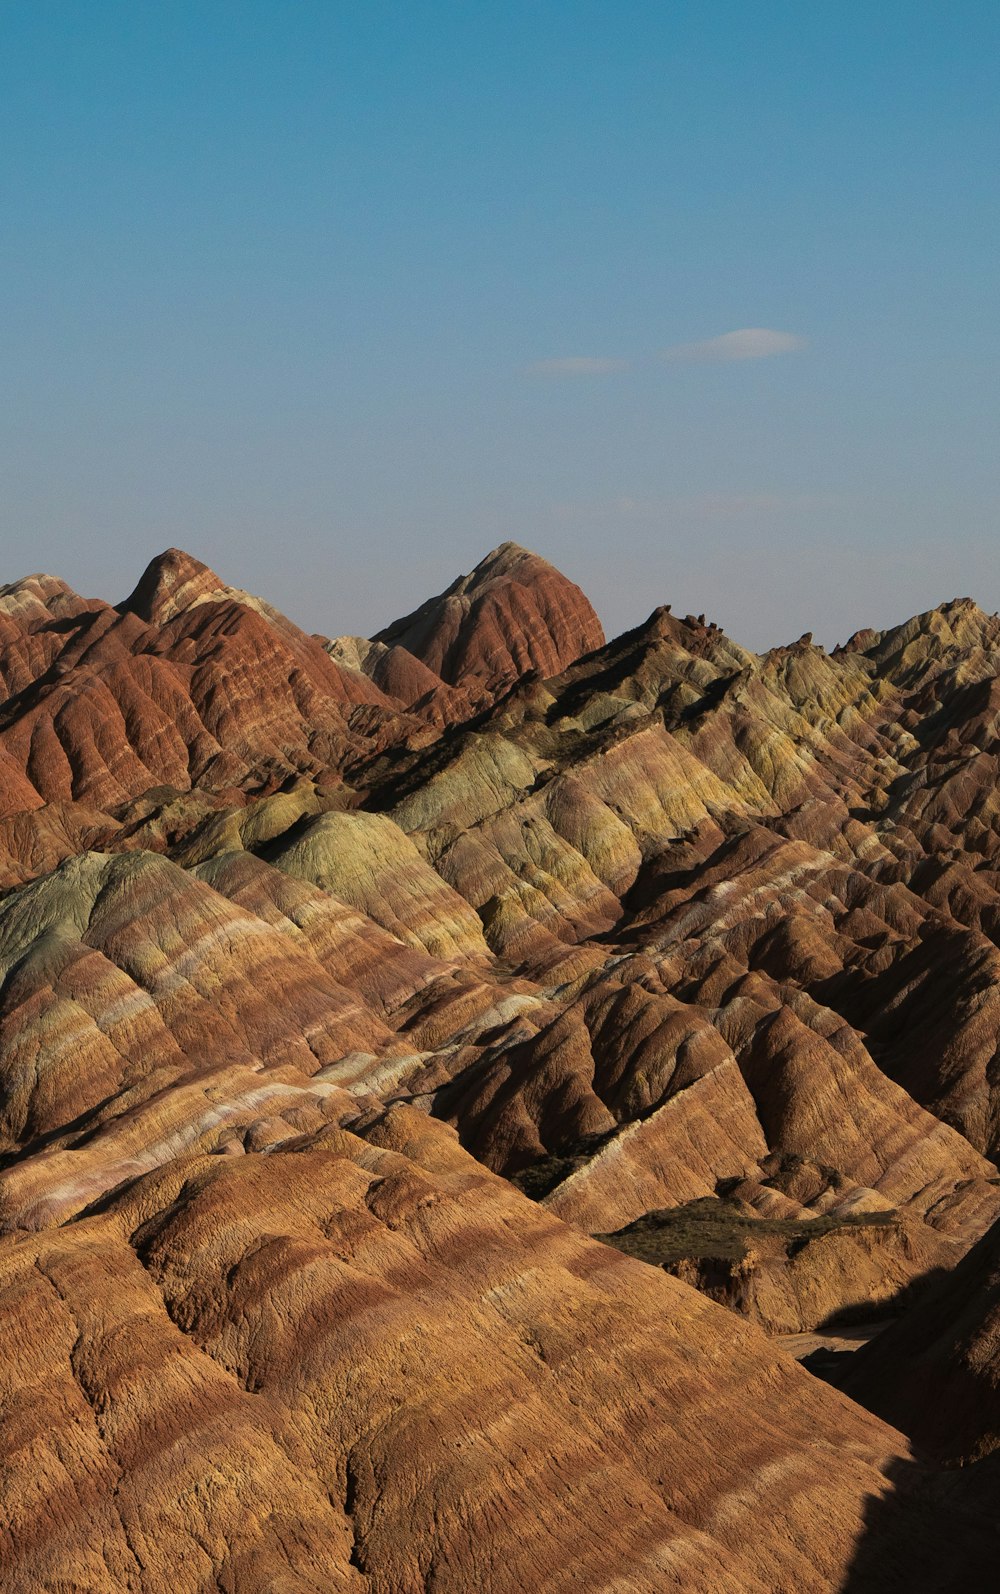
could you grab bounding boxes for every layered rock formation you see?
[372,540,605,698]
[5,542,1000,1585]
[11,1104,1000,1592]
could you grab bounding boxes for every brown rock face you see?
[597,1195,959,1335]
[0,549,419,828]
[119,545,231,624]
[5,542,1000,1584]
[373,540,606,697]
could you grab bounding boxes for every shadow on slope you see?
[838,1452,1000,1592]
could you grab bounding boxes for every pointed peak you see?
[119,548,225,625]
[473,539,534,568]
[374,542,604,691]
[449,542,544,595]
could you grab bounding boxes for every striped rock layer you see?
[3,547,1000,1585]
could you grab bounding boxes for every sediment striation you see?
[4,544,1000,1586]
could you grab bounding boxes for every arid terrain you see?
[3,541,1000,1590]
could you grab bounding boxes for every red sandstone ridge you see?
[5,542,1000,1585]
[373,540,606,697]
[0,548,426,828]
[119,546,231,624]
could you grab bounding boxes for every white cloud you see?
[680,490,836,517]
[524,356,629,376]
[661,328,808,363]
[550,490,842,522]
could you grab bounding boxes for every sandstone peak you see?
[375,541,605,691]
[837,595,999,664]
[449,539,539,589]
[120,546,225,624]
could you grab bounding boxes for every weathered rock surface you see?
[373,540,606,700]
[3,1106,997,1592]
[0,549,423,836]
[5,544,1000,1584]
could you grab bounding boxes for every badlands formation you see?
[3,541,1000,1588]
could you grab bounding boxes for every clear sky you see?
[2,1,998,649]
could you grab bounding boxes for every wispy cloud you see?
[524,356,629,376]
[680,490,834,516]
[551,490,842,522]
[661,328,808,363]
[524,328,807,378]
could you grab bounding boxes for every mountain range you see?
[3,540,1000,1589]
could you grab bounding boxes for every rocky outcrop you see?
[0,550,426,832]
[597,1196,959,1335]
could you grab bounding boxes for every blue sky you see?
[2,2,998,647]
